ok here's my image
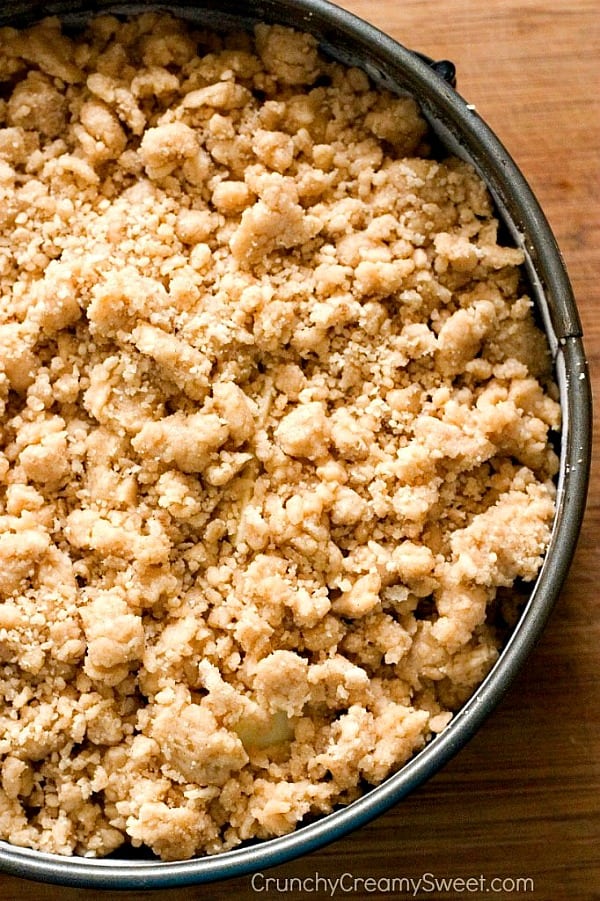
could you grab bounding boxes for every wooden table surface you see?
[1,1,598,899]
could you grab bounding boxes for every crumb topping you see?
[0,12,559,860]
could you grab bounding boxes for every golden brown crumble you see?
[0,12,559,860]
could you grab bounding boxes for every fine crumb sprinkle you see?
[0,12,560,861]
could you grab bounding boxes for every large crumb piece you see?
[0,12,559,862]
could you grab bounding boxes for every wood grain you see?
[1,1,598,899]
